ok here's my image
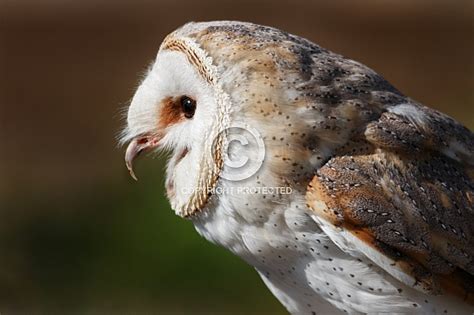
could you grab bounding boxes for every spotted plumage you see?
[122,21,474,314]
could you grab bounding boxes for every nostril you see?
[137,137,149,145]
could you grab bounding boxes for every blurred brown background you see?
[0,0,473,313]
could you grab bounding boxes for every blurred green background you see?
[0,0,473,313]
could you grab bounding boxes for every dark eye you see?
[180,96,196,118]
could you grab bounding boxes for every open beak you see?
[125,134,162,181]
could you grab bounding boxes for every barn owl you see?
[122,21,474,314]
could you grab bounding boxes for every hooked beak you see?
[125,134,162,181]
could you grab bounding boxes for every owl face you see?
[123,39,230,217]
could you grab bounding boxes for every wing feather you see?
[306,102,474,303]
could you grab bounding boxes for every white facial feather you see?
[124,43,233,216]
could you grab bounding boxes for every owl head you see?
[122,21,380,218]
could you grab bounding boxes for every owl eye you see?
[180,96,196,118]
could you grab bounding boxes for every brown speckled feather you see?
[307,104,474,303]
